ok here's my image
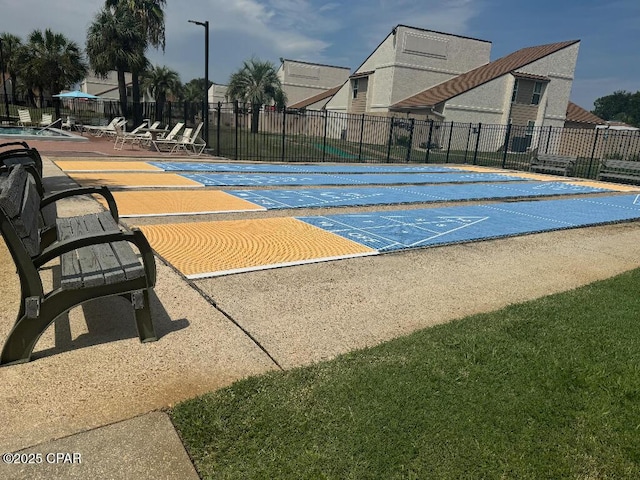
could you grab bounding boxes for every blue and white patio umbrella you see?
[53,90,99,99]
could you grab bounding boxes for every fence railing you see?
[0,93,205,131]
[3,95,640,180]
[211,102,640,180]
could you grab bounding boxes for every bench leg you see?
[125,289,157,343]
[1,310,57,365]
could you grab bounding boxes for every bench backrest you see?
[600,159,640,170]
[0,166,41,256]
[535,154,576,163]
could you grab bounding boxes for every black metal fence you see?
[212,102,640,180]
[4,95,640,180]
[0,93,204,131]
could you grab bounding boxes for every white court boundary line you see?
[186,251,378,279]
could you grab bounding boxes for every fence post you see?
[405,118,415,163]
[464,123,472,163]
[424,120,434,163]
[322,110,328,163]
[545,125,553,153]
[502,122,512,169]
[281,105,286,162]
[446,122,453,163]
[234,100,239,161]
[587,128,600,179]
[358,113,365,162]
[472,123,482,165]
[386,118,394,163]
[216,102,221,157]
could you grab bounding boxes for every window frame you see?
[531,81,543,105]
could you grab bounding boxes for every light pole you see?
[188,19,209,149]
[0,38,11,122]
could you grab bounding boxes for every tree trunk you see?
[117,69,128,119]
[131,69,142,127]
[251,103,260,134]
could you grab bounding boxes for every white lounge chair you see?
[17,109,34,126]
[113,120,148,149]
[83,116,125,137]
[39,113,53,126]
[113,120,161,150]
[151,122,185,152]
[180,123,207,156]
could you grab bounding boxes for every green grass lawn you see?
[171,269,640,479]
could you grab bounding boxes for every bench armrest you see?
[41,186,119,222]
[0,141,29,150]
[33,229,153,271]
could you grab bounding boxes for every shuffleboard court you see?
[299,195,640,252]
[67,172,203,188]
[135,194,640,278]
[228,182,611,210]
[96,190,266,216]
[137,217,377,277]
[102,182,610,217]
[180,172,529,187]
[54,160,163,172]
[148,161,458,174]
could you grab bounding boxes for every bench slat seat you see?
[530,154,576,176]
[58,212,145,289]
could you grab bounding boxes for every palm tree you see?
[142,65,181,122]
[181,78,212,103]
[227,57,286,133]
[0,33,23,100]
[105,0,166,125]
[19,29,87,118]
[86,7,147,119]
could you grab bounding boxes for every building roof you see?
[392,39,580,109]
[279,58,351,71]
[565,101,605,125]
[350,71,375,79]
[289,85,342,109]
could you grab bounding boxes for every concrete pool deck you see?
[3,144,640,478]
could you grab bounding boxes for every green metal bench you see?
[0,141,43,177]
[0,165,157,366]
[597,159,640,185]
[529,153,576,176]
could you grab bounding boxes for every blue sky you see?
[1,0,638,110]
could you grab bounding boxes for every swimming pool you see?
[0,126,88,142]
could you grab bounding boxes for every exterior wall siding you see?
[515,42,580,128]
[510,103,539,126]
[279,60,350,106]
[349,78,369,114]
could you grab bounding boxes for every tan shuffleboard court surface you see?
[97,190,265,216]
[67,172,202,188]
[137,217,376,278]
[54,160,162,172]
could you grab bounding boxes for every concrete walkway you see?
[3,148,640,479]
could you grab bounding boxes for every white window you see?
[525,120,535,136]
[531,82,543,105]
[511,79,519,103]
[352,79,359,99]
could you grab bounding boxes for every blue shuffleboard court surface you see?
[148,161,457,174]
[180,172,529,187]
[297,195,640,253]
[227,182,612,210]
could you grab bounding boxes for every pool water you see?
[0,126,87,141]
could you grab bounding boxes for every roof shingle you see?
[565,101,605,125]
